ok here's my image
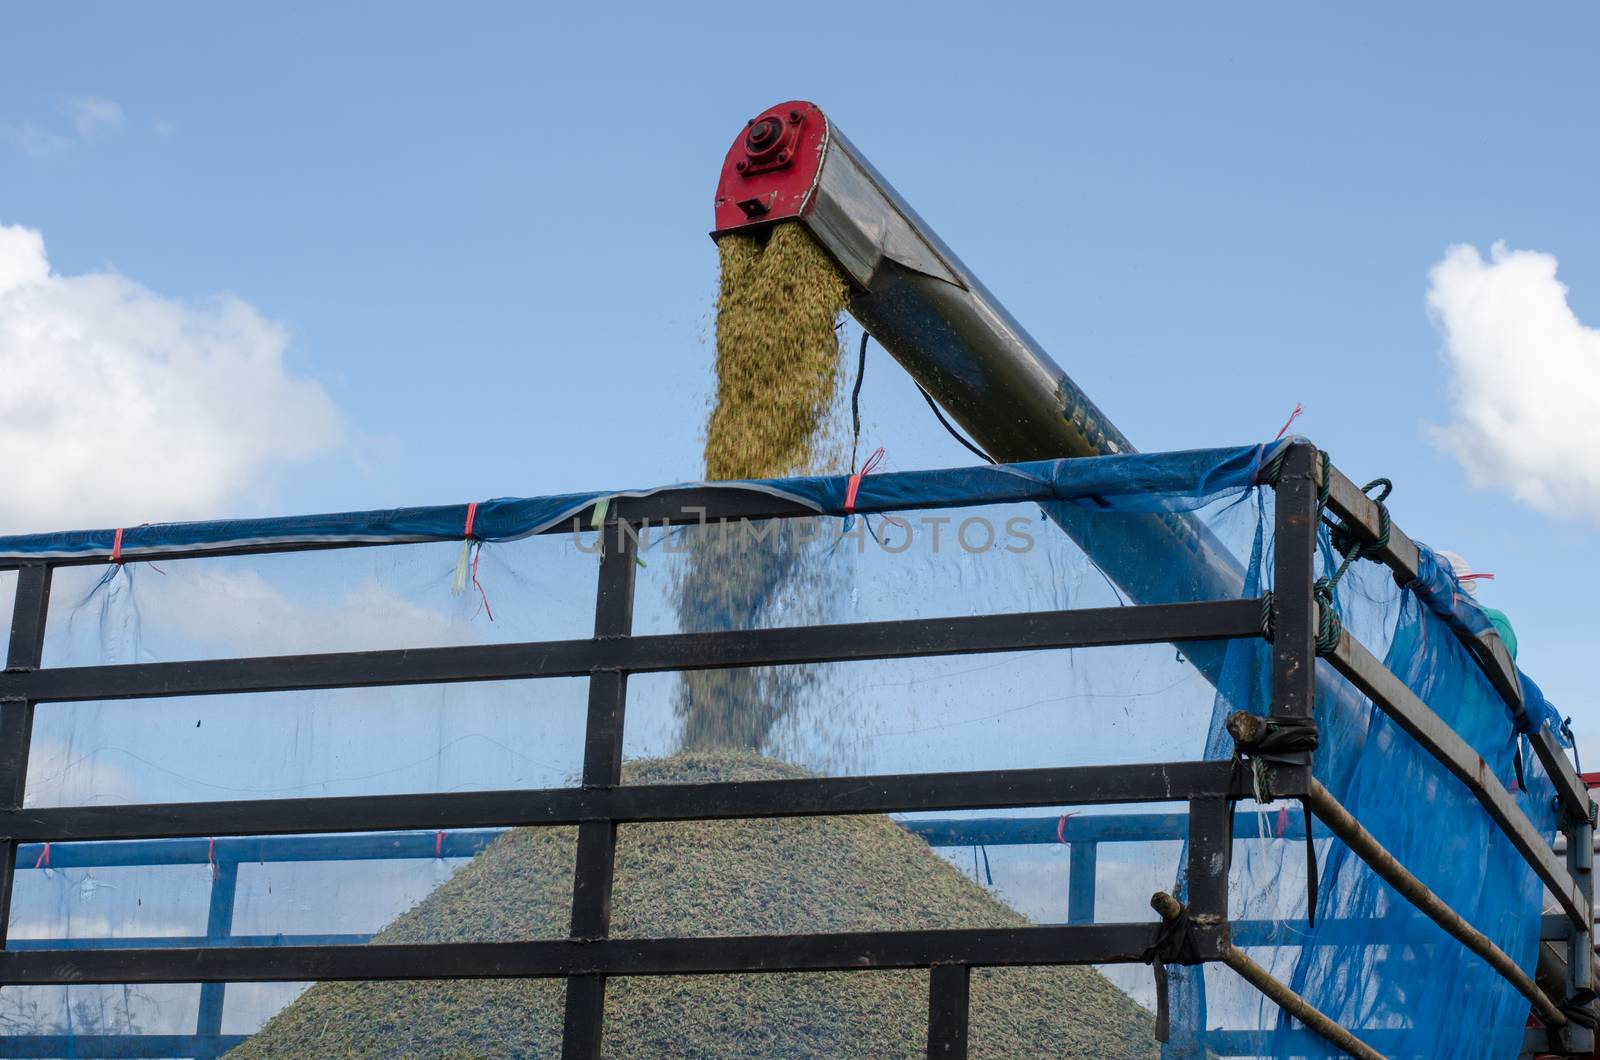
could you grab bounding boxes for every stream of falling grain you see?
[673,224,850,752]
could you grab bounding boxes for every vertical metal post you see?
[1185,799,1232,920]
[196,859,240,1038]
[1066,843,1097,925]
[1559,804,1595,1054]
[562,522,638,1060]
[926,963,971,1058]
[1267,441,1320,831]
[0,565,51,946]
[1270,442,1319,727]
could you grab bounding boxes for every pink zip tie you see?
[463,503,495,621]
[1274,403,1304,441]
[207,837,218,881]
[34,842,50,870]
[1056,812,1078,844]
[844,447,886,513]
[110,528,124,564]
[435,830,446,859]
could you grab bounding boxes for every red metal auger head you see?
[712,100,829,235]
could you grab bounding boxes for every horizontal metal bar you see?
[4,809,1339,871]
[0,922,1227,984]
[1325,630,1587,928]
[6,921,1442,955]
[1305,778,1566,1028]
[605,488,817,528]
[1,760,1240,843]
[907,809,1327,847]
[0,1036,246,1059]
[13,830,506,868]
[908,812,1190,846]
[1321,460,1529,721]
[0,598,1261,703]
[1319,462,1421,580]
[1530,722,1595,824]
[7,933,371,950]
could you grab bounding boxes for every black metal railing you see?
[0,441,1589,1059]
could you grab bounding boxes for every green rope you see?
[1311,578,1343,654]
[1259,470,1393,656]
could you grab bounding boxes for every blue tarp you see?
[0,442,1282,563]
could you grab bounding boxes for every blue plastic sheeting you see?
[1168,497,1564,1059]
[1410,540,1562,737]
[0,442,1283,563]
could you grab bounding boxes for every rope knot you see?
[1144,892,1207,1043]
[1312,578,1344,655]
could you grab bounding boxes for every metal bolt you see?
[788,110,801,123]
[776,151,787,163]
[735,160,747,172]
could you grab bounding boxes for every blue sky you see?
[3,3,1598,750]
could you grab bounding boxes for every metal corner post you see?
[1267,442,1319,795]
[0,564,51,946]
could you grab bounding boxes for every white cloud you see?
[128,566,470,657]
[65,96,124,140]
[4,98,126,155]
[0,221,342,532]
[2,122,70,156]
[1427,242,1600,523]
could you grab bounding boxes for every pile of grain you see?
[228,753,1154,1058]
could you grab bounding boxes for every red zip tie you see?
[463,502,478,539]
[1056,812,1078,844]
[34,842,50,870]
[110,527,124,564]
[1275,804,1290,838]
[207,837,217,881]
[1459,572,1496,582]
[1274,403,1304,441]
[435,830,446,859]
[844,447,886,513]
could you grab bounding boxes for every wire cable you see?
[849,330,868,472]
[915,382,996,464]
